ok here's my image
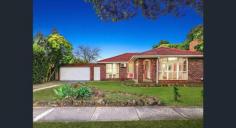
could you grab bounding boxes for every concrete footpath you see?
[33,106,203,122]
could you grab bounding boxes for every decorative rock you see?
[136,99,144,106]
[146,97,158,105]
[96,98,105,105]
[94,90,105,97]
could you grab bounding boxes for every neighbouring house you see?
[59,47,203,84]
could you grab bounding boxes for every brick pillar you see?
[90,64,94,81]
[138,59,144,83]
[119,66,127,81]
[99,64,106,80]
[151,58,157,83]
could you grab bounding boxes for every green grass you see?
[33,81,203,106]
[33,120,203,128]
[33,86,60,102]
[86,81,203,106]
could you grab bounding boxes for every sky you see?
[33,0,203,60]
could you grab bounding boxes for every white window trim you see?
[158,58,188,80]
[106,63,119,79]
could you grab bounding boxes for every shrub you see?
[53,84,75,99]
[173,86,181,102]
[75,86,92,99]
[54,84,92,100]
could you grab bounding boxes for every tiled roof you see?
[139,47,203,55]
[98,47,203,63]
[98,53,139,63]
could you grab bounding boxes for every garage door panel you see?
[60,67,90,81]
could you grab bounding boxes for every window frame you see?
[158,57,188,80]
[106,63,119,78]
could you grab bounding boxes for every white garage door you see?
[94,67,100,80]
[60,67,90,81]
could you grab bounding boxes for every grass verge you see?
[33,119,203,128]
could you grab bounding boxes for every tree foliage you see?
[152,40,170,48]
[185,24,203,52]
[152,24,203,52]
[74,45,101,63]
[33,31,75,84]
[85,0,203,22]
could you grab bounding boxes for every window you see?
[127,62,134,73]
[106,64,119,78]
[127,62,134,78]
[159,57,188,80]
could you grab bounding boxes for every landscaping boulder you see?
[96,98,105,105]
[136,99,145,106]
[94,90,105,97]
[146,97,158,105]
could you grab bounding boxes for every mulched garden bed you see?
[33,84,162,107]
[122,80,203,87]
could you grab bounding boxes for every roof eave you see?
[97,61,128,64]
[131,55,203,60]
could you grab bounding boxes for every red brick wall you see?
[134,60,138,79]
[90,65,94,81]
[119,66,127,81]
[150,58,157,83]
[188,58,203,83]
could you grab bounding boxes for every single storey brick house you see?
[97,47,203,84]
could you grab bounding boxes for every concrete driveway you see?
[33,106,203,122]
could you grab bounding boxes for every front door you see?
[144,60,151,80]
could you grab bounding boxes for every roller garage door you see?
[60,67,90,81]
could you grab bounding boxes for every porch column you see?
[90,64,94,81]
[138,59,144,83]
[151,58,157,83]
[134,60,137,79]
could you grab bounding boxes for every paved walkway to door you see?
[33,106,203,122]
[33,81,79,92]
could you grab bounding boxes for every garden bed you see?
[33,81,203,107]
[33,84,161,107]
[122,80,203,87]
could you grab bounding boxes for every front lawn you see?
[86,81,203,106]
[33,120,203,128]
[33,86,59,102]
[33,81,203,106]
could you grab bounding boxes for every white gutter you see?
[130,55,203,60]
[97,61,128,64]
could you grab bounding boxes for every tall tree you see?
[85,0,203,22]
[74,45,100,63]
[33,31,76,84]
